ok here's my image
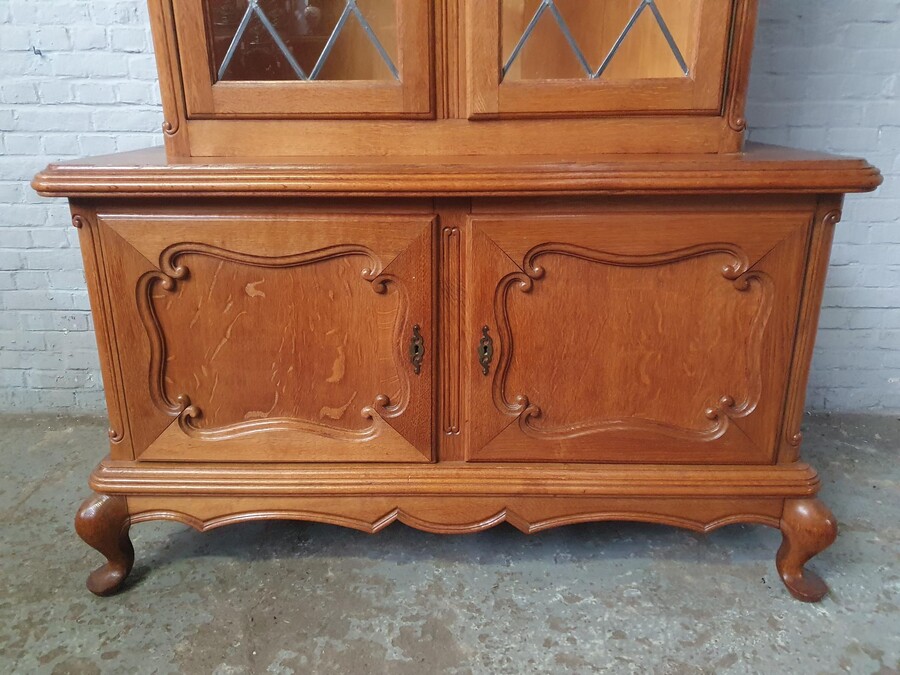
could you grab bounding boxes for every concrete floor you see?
[0,414,897,674]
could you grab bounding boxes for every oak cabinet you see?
[32,0,882,602]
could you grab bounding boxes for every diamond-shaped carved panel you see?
[207,0,399,82]
[501,0,696,82]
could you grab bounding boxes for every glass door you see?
[467,0,735,118]
[174,0,433,118]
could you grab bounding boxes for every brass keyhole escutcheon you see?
[409,324,424,375]
[478,325,494,376]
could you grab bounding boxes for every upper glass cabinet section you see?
[467,0,734,118]
[208,0,400,82]
[173,0,432,118]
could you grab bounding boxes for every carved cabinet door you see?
[465,202,813,464]
[94,206,434,463]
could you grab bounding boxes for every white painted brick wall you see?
[0,0,162,412]
[0,0,898,413]
[746,1,900,412]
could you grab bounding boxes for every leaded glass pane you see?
[501,0,697,82]
[207,0,399,82]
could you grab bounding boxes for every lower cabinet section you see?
[81,196,822,465]
[65,183,854,601]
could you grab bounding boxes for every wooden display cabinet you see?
[33,0,882,601]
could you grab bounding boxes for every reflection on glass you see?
[207,0,399,82]
[501,0,697,82]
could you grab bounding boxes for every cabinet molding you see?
[491,241,772,443]
[137,242,404,443]
[34,146,883,197]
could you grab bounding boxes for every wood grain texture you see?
[33,145,883,198]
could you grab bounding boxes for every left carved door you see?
[89,205,434,463]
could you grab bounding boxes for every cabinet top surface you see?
[33,144,881,199]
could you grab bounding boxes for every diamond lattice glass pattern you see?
[501,0,697,82]
[207,0,399,82]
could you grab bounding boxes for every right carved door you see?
[465,201,813,463]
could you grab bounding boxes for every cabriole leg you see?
[776,498,838,602]
[75,494,134,596]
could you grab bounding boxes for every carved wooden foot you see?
[75,494,134,596]
[776,498,837,602]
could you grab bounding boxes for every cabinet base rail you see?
[77,459,835,602]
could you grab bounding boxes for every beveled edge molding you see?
[31,153,884,198]
[90,460,821,498]
[492,242,773,442]
[128,504,783,536]
[135,242,408,441]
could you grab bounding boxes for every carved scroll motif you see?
[137,242,408,441]
[492,242,774,442]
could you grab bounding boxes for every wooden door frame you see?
[465,0,738,119]
[171,0,435,119]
